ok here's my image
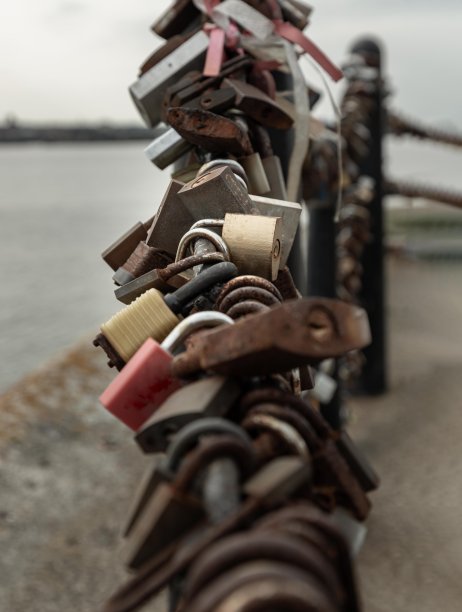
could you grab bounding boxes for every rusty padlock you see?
[101,217,154,272]
[113,241,172,287]
[167,107,254,156]
[172,298,371,378]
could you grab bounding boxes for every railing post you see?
[307,199,342,429]
[351,38,387,395]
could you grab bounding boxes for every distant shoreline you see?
[0,125,156,143]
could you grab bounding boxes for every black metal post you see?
[307,199,342,429]
[351,38,387,394]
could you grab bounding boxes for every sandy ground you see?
[0,257,461,612]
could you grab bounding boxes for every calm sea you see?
[0,139,461,392]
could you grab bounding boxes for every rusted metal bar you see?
[386,178,462,210]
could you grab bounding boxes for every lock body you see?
[130,30,210,127]
[99,338,182,431]
[222,213,282,280]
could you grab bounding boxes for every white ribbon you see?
[194,0,275,40]
[284,40,310,203]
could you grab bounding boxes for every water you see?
[0,138,461,392]
[0,143,170,392]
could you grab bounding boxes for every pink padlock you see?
[99,311,234,430]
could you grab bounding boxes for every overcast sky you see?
[1,0,462,128]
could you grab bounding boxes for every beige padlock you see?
[222,214,282,281]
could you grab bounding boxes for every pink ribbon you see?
[203,26,226,77]
[273,20,343,82]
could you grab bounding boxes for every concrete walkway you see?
[350,258,462,612]
[0,258,461,611]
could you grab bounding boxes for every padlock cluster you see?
[93,2,379,610]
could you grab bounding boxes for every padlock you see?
[222,78,294,130]
[98,311,234,430]
[178,165,258,220]
[94,262,238,367]
[101,217,154,272]
[123,455,174,538]
[122,471,205,570]
[238,152,271,196]
[125,418,253,538]
[172,298,371,379]
[167,55,251,110]
[124,429,255,570]
[250,123,288,200]
[129,30,210,127]
[222,213,282,280]
[166,107,254,156]
[193,87,238,115]
[260,155,288,200]
[144,179,195,257]
[113,241,172,286]
[248,194,301,268]
[135,376,242,453]
[139,31,197,76]
[145,126,193,170]
[151,0,201,39]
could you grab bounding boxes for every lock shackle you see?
[190,219,224,231]
[197,159,249,190]
[161,310,234,355]
[175,228,230,263]
[242,413,310,459]
[173,435,257,493]
[166,418,253,473]
[164,261,238,316]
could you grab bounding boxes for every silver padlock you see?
[249,194,301,268]
[144,126,193,170]
[129,30,209,127]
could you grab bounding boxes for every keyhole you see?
[307,308,334,342]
